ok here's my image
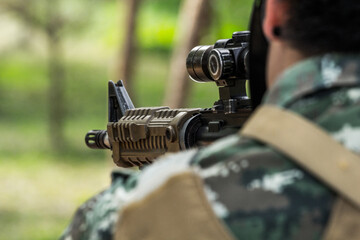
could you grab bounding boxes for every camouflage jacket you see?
[60,54,360,240]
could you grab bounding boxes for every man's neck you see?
[266,42,305,87]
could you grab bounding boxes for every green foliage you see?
[211,0,254,36]
[136,0,254,51]
[136,0,181,51]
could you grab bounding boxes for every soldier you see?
[60,0,360,239]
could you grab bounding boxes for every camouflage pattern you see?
[60,54,360,240]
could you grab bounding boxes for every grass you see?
[0,153,111,240]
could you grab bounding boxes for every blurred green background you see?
[0,0,252,239]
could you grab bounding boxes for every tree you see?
[0,0,97,152]
[163,0,212,108]
[115,0,142,99]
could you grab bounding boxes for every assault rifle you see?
[85,31,253,168]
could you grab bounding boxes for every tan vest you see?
[115,105,360,240]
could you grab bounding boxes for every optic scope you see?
[186,31,249,85]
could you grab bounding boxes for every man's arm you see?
[59,169,139,240]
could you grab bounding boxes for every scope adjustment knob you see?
[232,31,250,43]
[208,49,234,81]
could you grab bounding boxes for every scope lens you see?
[186,45,215,82]
[208,51,223,81]
[209,54,220,76]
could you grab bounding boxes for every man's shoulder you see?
[192,134,277,166]
[60,131,335,240]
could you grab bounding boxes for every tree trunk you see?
[46,0,66,152]
[163,0,211,108]
[47,33,66,152]
[116,0,142,99]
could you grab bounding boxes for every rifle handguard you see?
[107,107,202,168]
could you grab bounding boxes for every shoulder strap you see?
[240,105,360,209]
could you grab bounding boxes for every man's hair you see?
[281,0,360,56]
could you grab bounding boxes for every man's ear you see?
[262,0,289,41]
